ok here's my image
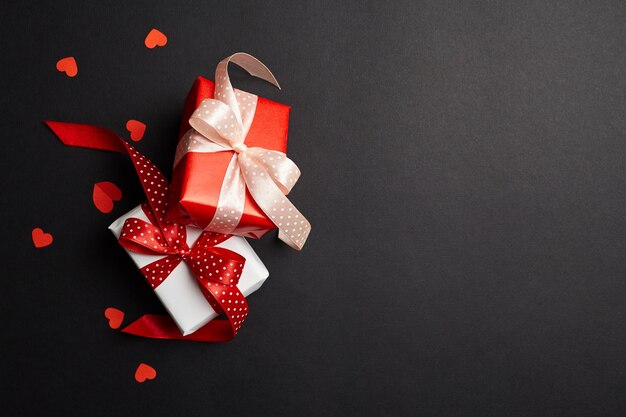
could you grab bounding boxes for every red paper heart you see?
[93,181,122,213]
[126,120,146,142]
[56,57,78,77]
[32,228,53,248]
[135,363,157,383]
[104,307,124,329]
[144,29,167,48]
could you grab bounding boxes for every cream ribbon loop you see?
[176,53,310,250]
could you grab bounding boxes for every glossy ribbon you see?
[174,53,311,250]
[120,203,249,336]
[46,120,249,342]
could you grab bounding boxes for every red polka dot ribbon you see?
[119,204,250,335]
[45,120,250,341]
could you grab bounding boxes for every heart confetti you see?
[126,120,146,142]
[104,307,124,329]
[134,363,157,383]
[32,228,53,248]
[144,29,167,49]
[56,57,78,77]
[93,181,122,214]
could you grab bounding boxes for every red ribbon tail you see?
[45,120,170,229]
[121,314,235,342]
[44,121,128,154]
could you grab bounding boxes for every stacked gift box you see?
[48,53,310,341]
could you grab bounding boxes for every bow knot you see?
[232,142,248,154]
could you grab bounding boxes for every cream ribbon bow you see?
[174,53,310,250]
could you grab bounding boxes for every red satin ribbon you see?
[46,120,249,342]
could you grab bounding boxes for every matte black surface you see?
[1,1,625,416]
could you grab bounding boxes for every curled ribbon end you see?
[228,52,281,90]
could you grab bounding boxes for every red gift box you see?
[166,53,310,250]
[167,76,291,238]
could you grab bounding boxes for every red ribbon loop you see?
[118,217,182,256]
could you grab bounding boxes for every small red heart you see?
[32,228,53,248]
[104,307,124,329]
[126,120,146,142]
[56,57,78,77]
[93,181,123,214]
[135,363,157,383]
[144,29,167,48]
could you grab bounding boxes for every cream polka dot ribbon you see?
[175,53,311,250]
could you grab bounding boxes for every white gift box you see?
[109,205,269,335]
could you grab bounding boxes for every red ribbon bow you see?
[46,120,250,342]
[120,204,250,336]
[120,206,245,288]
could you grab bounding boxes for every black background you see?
[1,1,625,416]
